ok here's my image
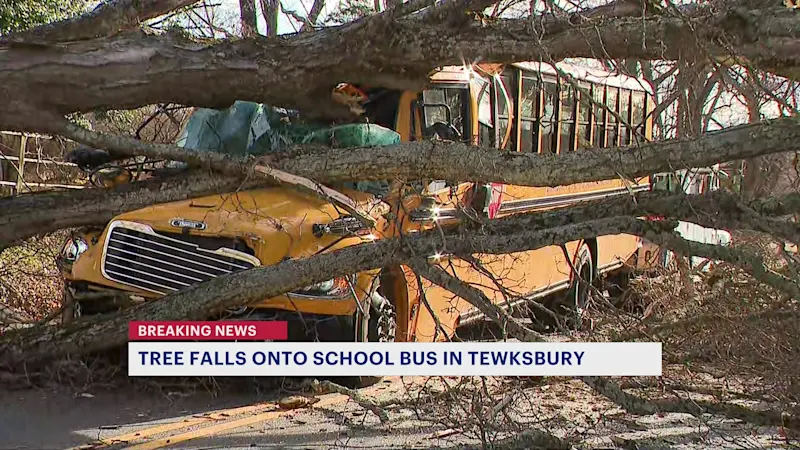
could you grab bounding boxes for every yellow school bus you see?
[57,61,654,354]
[376,62,654,340]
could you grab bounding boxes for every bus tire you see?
[557,244,594,330]
[339,290,397,389]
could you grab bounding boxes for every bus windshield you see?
[420,86,469,141]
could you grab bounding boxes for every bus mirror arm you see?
[409,196,455,222]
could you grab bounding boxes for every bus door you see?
[409,84,475,223]
[467,72,513,220]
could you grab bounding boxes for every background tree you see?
[0,0,89,34]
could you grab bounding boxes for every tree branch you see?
[54,114,800,190]
[2,0,199,44]
[0,171,246,249]
[407,259,548,343]
[648,232,800,299]
[2,3,799,128]
[4,121,800,249]
[0,216,672,367]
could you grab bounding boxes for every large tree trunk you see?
[2,3,800,131]
[260,0,279,36]
[2,115,799,248]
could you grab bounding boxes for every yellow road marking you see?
[65,402,277,450]
[123,395,344,450]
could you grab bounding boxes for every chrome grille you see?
[102,221,259,295]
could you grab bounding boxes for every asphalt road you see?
[0,376,469,450]
[1,373,788,450]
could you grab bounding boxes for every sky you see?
[216,0,343,35]
[83,0,789,134]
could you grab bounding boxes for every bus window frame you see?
[631,90,647,144]
[415,83,472,142]
[619,88,632,146]
[519,72,541,153]
[494,69,517,150]
[558,80,577,152]
[604,86,620,148]
[576,82,593,150]
[538,74,559,154]
[474,76,495,148]
[592,85,606,148]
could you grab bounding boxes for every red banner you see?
[129,321,288,341]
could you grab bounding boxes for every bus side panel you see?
[409,243,579,342]
[596,234,640,272]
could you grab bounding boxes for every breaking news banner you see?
[128,320,288,341]
[128,321,662,377]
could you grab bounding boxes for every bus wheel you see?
[558,244,594,331]
[342,290,397,389]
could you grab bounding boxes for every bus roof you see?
[513,61,653,94]
[433,62,653,95]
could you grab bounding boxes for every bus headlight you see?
[58,236,89,268]
[290,276,352,299]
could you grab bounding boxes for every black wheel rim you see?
[572,256,593,326]
[374,299,397,342]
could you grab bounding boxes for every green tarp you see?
[175,100,399,197]
[177,100,400,155]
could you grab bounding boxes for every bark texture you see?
[0,171,245,248]
[57,115,800,188]
[1,115,796,247]
[1,2,799,130]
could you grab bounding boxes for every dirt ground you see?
[0,366,792,450]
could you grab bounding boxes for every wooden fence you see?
[0,131,84,195]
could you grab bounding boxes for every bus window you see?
[421,87,469,141]
[619,89,631,146]
[605,87,619,147]
[577,85,592,150]
[592,86,605,147]
[520,77,538,152]
[652,173,680,193]
[559,83,575,152]
[496,71,516,150]
[541,80,558,153]
[476,78,494,148]
[631,91,645,142]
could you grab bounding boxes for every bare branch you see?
[53,115,800,190]
[649,232,800,299]
[408,259,547,343]
[0,171,245,249]
[312,379,389,422]
[4,115,800,248]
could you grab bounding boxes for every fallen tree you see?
[3,187,798,367]
[3,116,800,248]
[1,1,799,131]
[0,214,675,367]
